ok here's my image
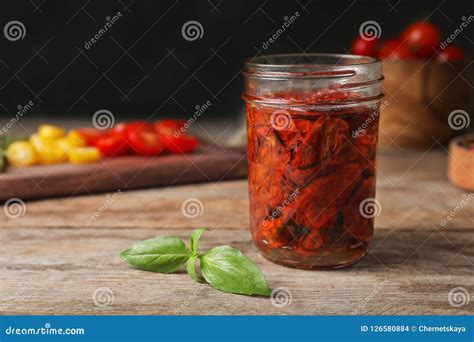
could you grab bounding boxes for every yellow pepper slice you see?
[6,141,38,167]
[29,133,66,164]
[68,147,101,164]
[38,124,65,140]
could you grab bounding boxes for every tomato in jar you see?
[243,54,383,269]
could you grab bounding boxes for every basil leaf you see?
[120,236,190,273]
[186,254,204,282]
[189,228,208,255]
[200,246,272,297]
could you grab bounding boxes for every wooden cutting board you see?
[0,144,247,201]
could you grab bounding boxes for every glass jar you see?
[242,53,383,269]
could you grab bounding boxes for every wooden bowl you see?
[380,60,472,149]
[448,134,474,191]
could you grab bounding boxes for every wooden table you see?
[1,150,473,315]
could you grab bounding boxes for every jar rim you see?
[242,53,383,108]
[245,53,380,70]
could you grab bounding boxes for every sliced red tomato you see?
[351,36,379,57]
[165,135,199,154]
[128,127,165,155]
[437,45,466,62]
[96,135,129,156]
[154,119,185,136]
[401,21,440,58]
[112,121,153,154]
[76,128,107,147]
[113,121,147,136]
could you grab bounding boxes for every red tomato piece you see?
[113,121,147,135]
[128,127,165,155]
[378,39,414,60]
[76,128,107,147]
[437,45,466,62]
[351,36,379,57]
[165,135,199,154]
[154,119,185,136]
[96,135,129,157]
[112,122,128,135]
[401,21,440,58]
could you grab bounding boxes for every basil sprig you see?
[120,228,272,297]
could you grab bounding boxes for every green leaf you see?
[200,246,272,297]
[0,135,7,173]
[186,254,204,282]
[189,228,208,255]
[120,236,190,273]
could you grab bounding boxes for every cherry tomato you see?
[378,39,414,60]
[113,121,147,136]
[401,22,440,58]
[76,128,107,147]
[68,147,101,164]
[96,135,129,156]
[165,135,199,154]
[351,36,379,57]
[38,124,65,140]
[29,134,66,164]
[6,141,38,166]
[154,119,185,136]
[437,45,466,62]
[128,127,165,155]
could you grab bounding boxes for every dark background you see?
[0,0,472,122]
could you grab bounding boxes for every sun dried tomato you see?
[245,89,379,269]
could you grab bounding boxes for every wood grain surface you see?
[0,144,247,201]
[0,150,473,315]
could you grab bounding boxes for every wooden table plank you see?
[0,150,473,315]
[0,227,472,315]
